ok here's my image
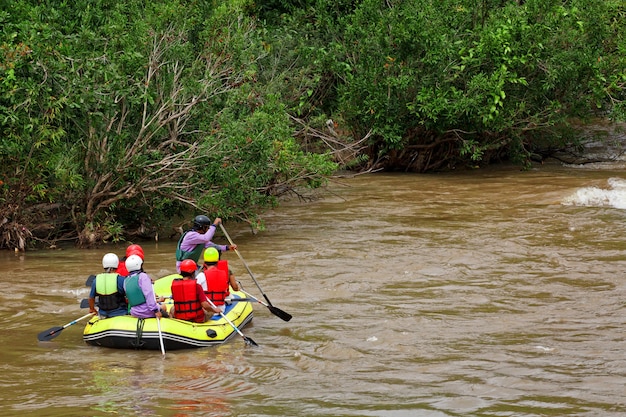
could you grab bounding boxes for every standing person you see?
[123,254,166,318]
[195,247,239,312]
[174,215,237,272]
[169,259,220,322]
[117,244,144,277]
[89,253,128,318]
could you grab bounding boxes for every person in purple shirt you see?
[123,254,166,318]
[174,215,237,272]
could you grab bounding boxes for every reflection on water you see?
[2,162,626,416]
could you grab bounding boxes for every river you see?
[2,161,626,416]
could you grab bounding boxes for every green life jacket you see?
[95,272,125,311]
[175,231,205,262]
[125,273,146,307]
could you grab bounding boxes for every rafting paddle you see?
[85,275,96,287]
[237,282,292,322]
[156,314,166,356]
[219,224,292,321]
[154,293,166,356]
[38,312,95,341]
[205,298,258,347]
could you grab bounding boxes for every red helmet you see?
[180,259,198,274]
[126,244,144,258]
[127,249,144,260]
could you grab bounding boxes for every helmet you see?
[102,253,119,269]
[126,244,144,258]
[193,215,212,229]
[203,247,219,263]
[125,254,143,273]
[126,249,145,260]
[180,259,198,274]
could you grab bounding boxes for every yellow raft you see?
[83,274,254,350]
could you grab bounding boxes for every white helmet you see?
[102,253,119,269]
[125,254,143,273]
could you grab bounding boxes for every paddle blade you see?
[244,336,259,347]
[85,275,96,287]
[268,305,292,322]
[38,326,63,342]
[80,299,89,309]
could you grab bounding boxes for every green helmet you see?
[203,247,219,263]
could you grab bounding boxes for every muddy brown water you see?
[2,162,626,416]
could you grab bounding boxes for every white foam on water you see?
[562,177,626,209]
[534,345,555,352]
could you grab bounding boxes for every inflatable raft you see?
[83,274,254,350]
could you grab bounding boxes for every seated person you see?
[169,259,221,322]
[195,247,239,312]
[89,253,128,318]
[123,255,167,318]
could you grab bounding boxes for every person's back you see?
[204,265,229,305]
[170,279,205,323]
[170,259,219,322]
[123,254,164,319]
[198,248,232,311]
[175,215,235,272]
[89,253,127,318]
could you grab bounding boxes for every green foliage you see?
[197,92,336,223]
[1,0,625,247]
[321,0,625,167]
[0,0,337,247]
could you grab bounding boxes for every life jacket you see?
[171,278,204,322]
[217,259,229,275]
[117,259,129,277]
[95,273,125,311]
[175,231,205,263]
[125,272,146,307]
[204,265,229,305]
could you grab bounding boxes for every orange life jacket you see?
[204,264,229,306]
[171,279,204,322]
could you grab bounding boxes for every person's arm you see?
[201,300,221,314]
[117,276,126,296]
[89,281,98,314]
[139,273,160,313]
[198,284,220,313]
[184,229,216,244]
[88,297,97,314]
[229,270,239,291]
[179,230,208,249]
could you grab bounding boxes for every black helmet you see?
[193,215,212,229]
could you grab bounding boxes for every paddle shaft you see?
[156,315,165,356]
[155,294,166,356]
[205,297,258,347]
[38,312,95,341]
[237,284,292,322]
[218,224,274,307]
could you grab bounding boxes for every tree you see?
[0,0,337,249]
[257,0,626,171]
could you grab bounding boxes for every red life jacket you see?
[117,260,129,277]
[171,279,204,322]
[204,265,229,306]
